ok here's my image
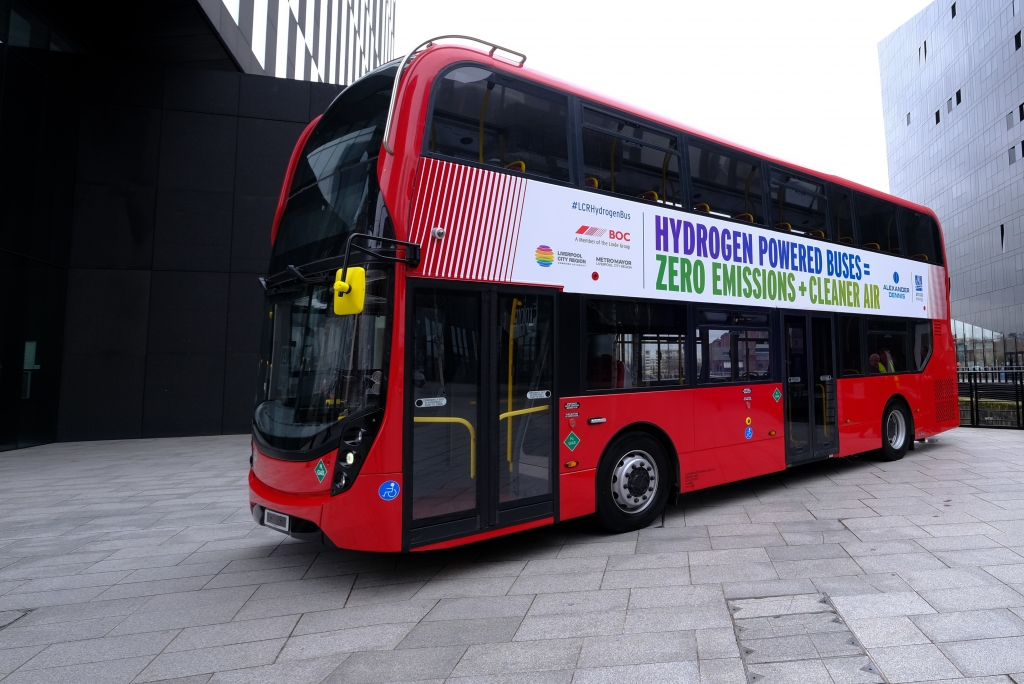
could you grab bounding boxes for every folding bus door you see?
[407,285,556,548]
[783,314,838,465]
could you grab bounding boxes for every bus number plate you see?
[264,509,290,532]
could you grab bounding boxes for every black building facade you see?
[0,0,393,450]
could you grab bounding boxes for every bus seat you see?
[911,253,929,261]
[843,369,862,376]
[734,213,754,223]
[505,160,526,173]
[888,249,901,255]
[639,190,659,201]
[775,222,792,232]
[810,230,825,238]
[863,242,881,251]
[839,236,854,245]
[694,203,710,213]
[585,177,599,189]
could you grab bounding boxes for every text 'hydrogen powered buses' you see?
[248,36,958,552]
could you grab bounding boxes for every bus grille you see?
[934,378,958,422]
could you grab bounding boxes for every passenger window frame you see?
[575,100,686,209]
[580,295,692,394]
[422,61,576,186]
[694,306,774,385]
[768,166,832,241]
[684,136,769,227]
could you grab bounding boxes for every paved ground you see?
[0,429,1023,683]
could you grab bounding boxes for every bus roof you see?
[402,42,940,224]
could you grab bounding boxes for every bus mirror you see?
[333,267,365,315]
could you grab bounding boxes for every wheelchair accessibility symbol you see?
[378,480,400,501]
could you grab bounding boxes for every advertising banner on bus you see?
[509,181,945,319]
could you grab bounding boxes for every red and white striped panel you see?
[408,157,528,281]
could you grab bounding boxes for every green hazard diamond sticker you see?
[314,459,328,483]
[563,431,580,451]
[773,388,782,403]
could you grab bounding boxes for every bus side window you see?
[867,317,909,374]
[913,320,933,371]
[830,185,856,246]
[428,66,570,182]
[769,169,829,238]
[688,141,765,225]
[585,298,686,390]
[580,108,682,207]
[898,207,944,265]
[839,315,863,376]
[855,192,901,256]
[696,311,771,383]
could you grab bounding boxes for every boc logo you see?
[378,480,400,501]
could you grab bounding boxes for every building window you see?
[906,112,911,126]
[947,98,953,113]
[1002,224,1006,253]
[1017,31,1022,50]
[956,89,962,105]
[935,110,941,125]
[951,2,956,17]
[924,40,928,59]
[1019,103,1023,121]
[1011,147,1018,165]
[1008,112,1015,131]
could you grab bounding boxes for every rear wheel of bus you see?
[595,432,670,533]
[879,399,911,461]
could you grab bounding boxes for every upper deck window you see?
[427,65,570,182]
[688,141,765,225]
[830,185,856,246]
[580,108,682,207]
[898,207,944,265]
[769,169,829,239]
[855,192,901,255]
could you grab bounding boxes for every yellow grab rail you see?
[413,416,477,478]
[499,405,550,471]
[498,405,550,421]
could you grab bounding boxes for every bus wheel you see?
[879,400,911,461]
[596,433,670,533]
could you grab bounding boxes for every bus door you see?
[407,285,556,547]
[783,314,838,465]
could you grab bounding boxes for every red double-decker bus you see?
[248,36,958,552]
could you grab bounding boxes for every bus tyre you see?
[879,400,911,461]
[596,433,670,533]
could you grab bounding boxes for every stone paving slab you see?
[0,430,1023,682]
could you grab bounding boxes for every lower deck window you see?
[696,328,771,383]
[585,299,686,390]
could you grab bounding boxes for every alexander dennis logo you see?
[535,245,554,267]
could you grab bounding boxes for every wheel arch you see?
[599,422,681,493]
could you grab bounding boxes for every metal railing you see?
[958,369,1024,428]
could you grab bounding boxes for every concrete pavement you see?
[0,428,1023,683]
